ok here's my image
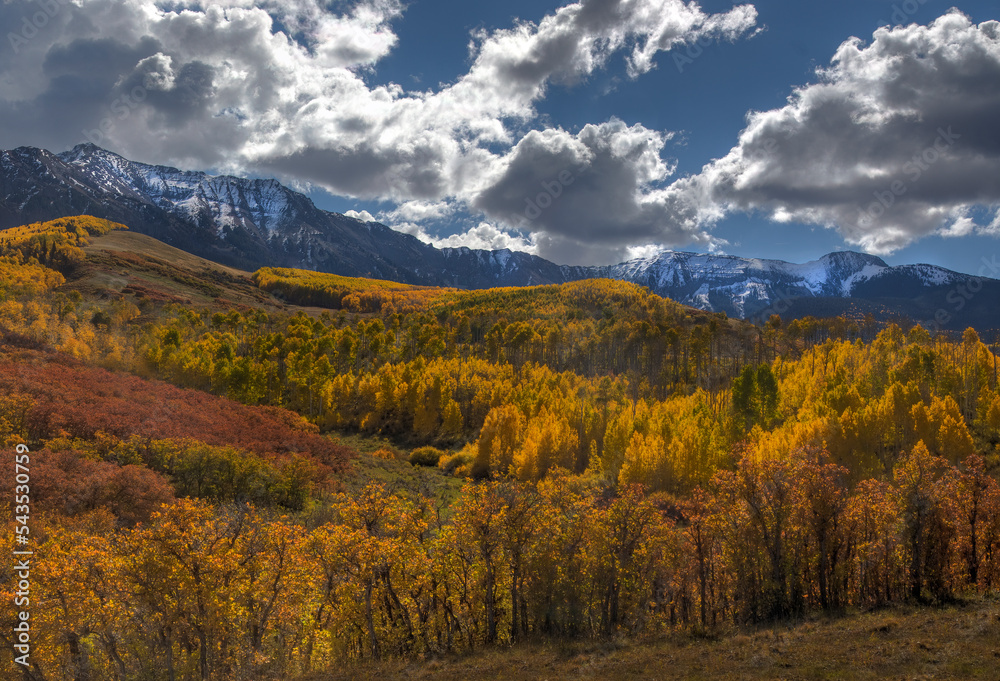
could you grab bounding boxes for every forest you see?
[1,218,999,680]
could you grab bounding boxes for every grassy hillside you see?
[75,230,285,310]
[298,598,1000,681]
[3,220,1000,681]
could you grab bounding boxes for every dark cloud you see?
[531,232,636,266]
[42,35,162,80]
[0,0,757,265]
[692,11,1000,253]
[472,120,715,263]
[0,32,161,151]
[257,141,452,200]
[116,57,217,127]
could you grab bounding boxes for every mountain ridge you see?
[2,143,998,330]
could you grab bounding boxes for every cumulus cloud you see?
[0,0,757,264]
[344,209,375,222]
[0,0,408,168]
[625,244,668,260]
[384,219,537,254]
[987,208,1000,235]
[686,11,1000,255]
[384,200,458,224]
[472,118,721,262]
[453,0,757,115]
[429,222,538,253]
[5,0,997,265]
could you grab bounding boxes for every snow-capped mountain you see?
[582,250,962,320]
[0,143,564,284]
[59,144,297,236]
[2,144,998,330]
[576,248,993,326]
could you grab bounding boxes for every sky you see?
[1,0,999,274]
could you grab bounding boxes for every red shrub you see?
[9,448,175,526]
[1,347,354,472]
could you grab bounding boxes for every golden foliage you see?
[0,215,126,269]
[253,267,450,313]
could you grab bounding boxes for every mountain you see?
[588,250,886,318]
[585,249,1000,330]
[0,143,566,286]
[589,251,898,317]
[2,143,998,330]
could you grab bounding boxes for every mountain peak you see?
[69,142,103,153]
[61,142,119,162]
[3,143,998,329]
[817,250,889,270]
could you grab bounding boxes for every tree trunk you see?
[510,561,520,642]
[484,559,497,644]
[364,580,381,660]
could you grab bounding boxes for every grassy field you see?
[82,231,251,277]
[76,231,284,310]
[331,431,465,506]
[294,598,1000,681]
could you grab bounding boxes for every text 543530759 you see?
[12,443,32,668]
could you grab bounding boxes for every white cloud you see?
[625,244,667,260]
[986,207,1000,235]
[382,200,457,224]
[683,11,1000,255]
[430,222,538,253]
[938,214,976,239]
[625,2,759,76]
[382,219,537,254]
[344,209,375,222]
[453,0,758,117]
[0,0,758,264]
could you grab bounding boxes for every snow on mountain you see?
[885,263,961,287]
[2,143,997,329]
[584,249,901,318]
[58,144,295,237]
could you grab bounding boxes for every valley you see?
[1,216,999,679]
[4,144,1000,330]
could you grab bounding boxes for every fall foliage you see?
[3,453,998,679]
[0,216,126,271]
[253,267,450,314]
[2,217,1000,680]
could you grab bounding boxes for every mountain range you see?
[2,143,998,331]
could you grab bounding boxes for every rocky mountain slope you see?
[2,144,998,330]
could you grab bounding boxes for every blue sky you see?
[2,0,999,273]
[308,0,1000,273]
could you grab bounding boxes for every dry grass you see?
[82,231,249,277]
[295,598,1000,681]
[332,431,464,507]
[75,231,283,310]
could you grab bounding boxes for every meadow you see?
[1,218,998,680]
